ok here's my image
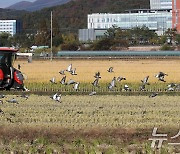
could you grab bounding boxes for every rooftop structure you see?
[0,20,21,36]
[150,0,172,9]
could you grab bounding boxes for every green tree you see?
[0,33,12,47]
[35,19,50,46]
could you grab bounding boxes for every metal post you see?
[51,11,53,61]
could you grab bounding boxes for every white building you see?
[88,10,172,36]
[0,20,17,36]
[150,0,172,9]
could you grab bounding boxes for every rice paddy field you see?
[0,95,179,153]
[13,59,180,93]
[0,59,178,153]
[15,59,180,84]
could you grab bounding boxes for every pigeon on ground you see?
[71,68,77,75]
[0,100,3,104]
[155,72,168,82]
[149,93,158,98]
[6,98,18,104]
[60,76,66,85]
[74,82,80,91]
[92,78,100,87]
[89,91,97,96]
[50,77,57,84]
[117,76,126,82]
[123,84,131,91]
[51,93,62,102]
[59,70,65,75]
[0,95,5,99]
[94,72,101,78]
[108,77,116,90]
[0,109,4,114]
[17,94,29,99]
[107,67,114,73]
[6,118,13,123]
[66,64,72,72]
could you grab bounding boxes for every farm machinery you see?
[0,47,26,91]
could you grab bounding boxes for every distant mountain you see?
[2,0,150,34]
[7,1,32,11]
[7,0,72,11]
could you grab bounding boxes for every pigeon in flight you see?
[59,70,65,75]
[94,72,101,78]
[66,64,73,73]
[140,84,146,91]
[67,79,76,85]
[74,82,80,91]
[108,77,116,90]
[155,72,168,82]
[123,84,131,91]
[117,76,126,82]
[6,98,18,104]
[141,76,150,85]
[50,77,57,84]
[60,76,66,85]
[89,91,97,96]
[107,67,114,73]
[167,83,177,91]
[71,68,77,75]
[92,78,100,87]
[149,93,158,98]
[51,93,62,102]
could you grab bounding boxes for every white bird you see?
[117,76,126,82]
[51,93,62,102]
[71,68,77,75]
[60,76,66,85]
[50,77,57,84]
[6,98,18,104]
[67,79,76,85]
[149,93,158,98]
[74,82,80,91]
[92,78,99,87]
[108,77,116,90]
[141,76,150,85]
[94,72,101,78]
[123,84,131,91]
[59,70,65,75]
[155,72,168,82]
[107,67,114,73]
[167,83,177,91]
[66,64,72,72]
[89,91,97,96]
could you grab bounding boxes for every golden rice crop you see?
[14,59,180,84]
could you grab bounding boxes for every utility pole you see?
[50,11,53,61]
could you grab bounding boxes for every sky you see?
[0,0,35,8]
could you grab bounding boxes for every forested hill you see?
[0,0,150,33]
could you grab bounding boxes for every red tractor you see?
[0,47,26,91]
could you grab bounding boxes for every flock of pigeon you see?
[48,64,180,102]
